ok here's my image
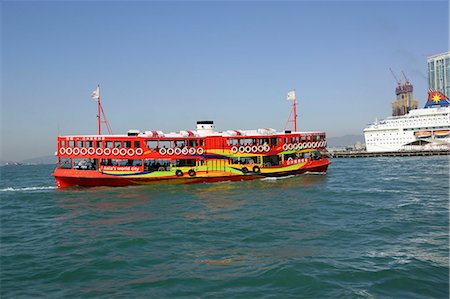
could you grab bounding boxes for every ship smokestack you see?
[196,120,215,136]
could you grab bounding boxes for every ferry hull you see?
[52,159,330,188]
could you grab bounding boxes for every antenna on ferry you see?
[284,90,298,132]
[91,84,113,135]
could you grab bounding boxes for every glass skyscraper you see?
[427,51,450,97]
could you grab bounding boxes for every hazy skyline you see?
[1,1,449,161]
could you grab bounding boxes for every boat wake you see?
[0,186,57,193]
[260,175,295,182]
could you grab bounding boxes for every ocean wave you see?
[0,186,56,192]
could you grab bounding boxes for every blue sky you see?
[1,1,448,161]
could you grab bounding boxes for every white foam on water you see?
[260,175,295,182]
[0,186,57,192]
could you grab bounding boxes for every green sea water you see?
[1,157,449,298]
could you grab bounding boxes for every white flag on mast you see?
[287,90,296,101]
[91,85,100,101]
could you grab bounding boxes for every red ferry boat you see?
[52,88,330,188]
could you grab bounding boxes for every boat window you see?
[146,140,159,150]
[227,138,238,146]
[301,136,306,142]
[119,159,142,166]
[175,140,187,148]
[159,140,172,148]
[106,141,113,148]
[74,158,98,170]
[172,159,196,167]
[69,140,75,147]
[114,141,122,148]
[77,140,84,147]
[101,159,119,166]
[270,138,279,146]
[134,141,140,148]
[124,141,131,148]
[97,141,103,148]
[86,141,94,148]
[144,159,170,171]
[58,158,72,169]
[60,140,66,148]
[240,138,254,145]
[199,139,204,146]
[311,151,322,160]
[263,155,280,166]
[188,139,197,147]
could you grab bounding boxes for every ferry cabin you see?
[55,129,328,181]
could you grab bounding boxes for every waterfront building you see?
[428,51,450,97]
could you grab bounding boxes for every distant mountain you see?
[327,135,365,147]
[21,155,57,165]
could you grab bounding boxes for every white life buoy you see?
[282,144,288,151]
[251,145,258,153]
[96,148,103,155]
[167,148,174,155]
[287,157,294,164]
[288,144,294,150]
[88,147,95,155]
[182,147,189,155]
[103,148,111,156]
[73,148,80,155]
[65,147,73,155]
[120,148,127,156]
[295,143,301,150]
[112,148,120,156]
[264,145,270,152]
[245,146,252,153]
[59,148,66,155]
[197,147,204,155]
[257,145,264,152]
[189,147,196,155]
[135,148,143,155]
[127,148,135,156]
[175,148,182,155]
[231,146,238,154]
[80,148,88,155]
[239,146,245,153]
[159,148,167,155]
[306,142,311,148]
[298,143,304,150]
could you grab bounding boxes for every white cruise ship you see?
[364,90,450,152]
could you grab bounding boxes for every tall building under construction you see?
[391,73,418,116]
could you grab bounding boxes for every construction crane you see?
[401,70,410,84]
[389,67,401,86]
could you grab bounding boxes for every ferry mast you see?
[91,85,113,135]
[285,90,298,131]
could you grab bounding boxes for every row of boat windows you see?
[60,140,141,149]
[403,126,450,131]
[58,151,324,170]
[383,117,446,125]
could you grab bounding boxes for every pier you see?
[330,150,449,158]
